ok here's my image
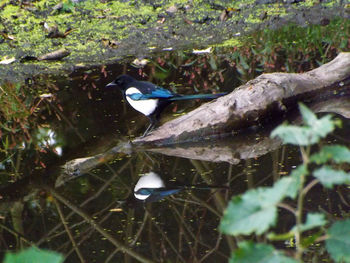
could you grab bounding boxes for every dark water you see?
[1,50,350,262]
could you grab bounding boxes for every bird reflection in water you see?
[120,172,229,207]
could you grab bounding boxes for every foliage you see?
[326,219,350,263]
[222,18,350,80]
[4,247,64,263]
[270,103,339,145]
[0,80,63,182]
[230,241,298,263]
[313,166,350,188]
[310,145,350,164]
[220,103,350,262]
[220,173,302,235]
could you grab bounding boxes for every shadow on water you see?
[1,50,350,262]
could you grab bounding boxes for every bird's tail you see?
[169,93,227,101]
[181,185,230,190]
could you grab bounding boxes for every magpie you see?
[106,74,227,137]
[132,172,228,203]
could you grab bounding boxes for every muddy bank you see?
[0,0,348,82]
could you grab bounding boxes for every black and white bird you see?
[132,172,228,203]
[106,74,227,136]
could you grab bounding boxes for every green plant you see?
[3,247,64,263]
[219,103,350,262]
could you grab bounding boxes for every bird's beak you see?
[106,81,117,88]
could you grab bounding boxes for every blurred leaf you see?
[220,174,296,235]
[230,241,297,263]
[271,125,315,146]
[62,0,75,12]
[291,213,326,233]
[271,104,337,146]
[267,231,294,241]
[326,219,350,263]
[209,55,217,70]
[314,166,350,188]
[220,194,277,235]
[284,164,307,199]
[239,54,249,70]
[310,145,350,164]
[340,38,348,49]
[299,103,317,126]
[301,231,323,248]
[4,247,64,263]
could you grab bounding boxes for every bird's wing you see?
[127,81,176,100]
[127,88,175,100]
[143,188,183,202]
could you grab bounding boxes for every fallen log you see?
[55,93,350,184]
[145,96,350,164]
[133,52,350,146]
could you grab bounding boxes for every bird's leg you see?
[142,122,154,137]
[142,116,158,137]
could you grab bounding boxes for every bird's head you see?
[106,74,135,90]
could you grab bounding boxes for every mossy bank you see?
[0,0,348,82]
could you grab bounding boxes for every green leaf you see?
[209,55,217,70]
[299,103,317,126]
[268,212,325,242]
[308,114,336,138]
[4,247,64,263]
[220,174,297,235]
[220,195,277,235]
[313,166,350,188]
[267,231,294,241]
[270,125,310,146]
[239,54,250,70]
[230,241,298,263]
[271,104,337,146]
[301,231,323,248]
[291,213,326,233]
[326,219,350,263]
[284,164,307,199]
[311,145,350,164]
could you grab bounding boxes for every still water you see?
[1,51,350,262]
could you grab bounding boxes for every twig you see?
[146,207,186,262]
[47,187,153,263]
[173,197,221,217]
[302,179,320,196]
[314,235,329,243]
[277,203,297,215]
[105,248,121,263]
[129,211,149,247]
[295,145,310,261]
[37,158,132,246]
[0,222,33,246]
[63,202,116,259]
[53,197,85,263]
[199,232,226,262]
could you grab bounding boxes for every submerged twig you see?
[48,187,153,263]
[53,198,85,262]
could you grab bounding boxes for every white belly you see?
[134,172,164,200]
[125,87,158,116]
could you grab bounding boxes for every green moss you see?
[213,37,244,48]
[321,0,340,7]
[266,4,288,17]
[298,0,321,7]
[0,0,347,82]
[1,4,21,18]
